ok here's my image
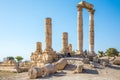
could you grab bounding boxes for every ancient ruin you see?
[0,59,20,72]
[30,18,56,68]
[0,1,120,80]
[62,32,69,54]
[68,44,72,54]
[42,18,56,63]
[77,1,95,55]
[28,1,97,75]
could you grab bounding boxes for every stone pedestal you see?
[30,42,43,67]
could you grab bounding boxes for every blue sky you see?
[0,0,120,61]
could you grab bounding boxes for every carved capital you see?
[88,9,95,15]
[77,5,83,11]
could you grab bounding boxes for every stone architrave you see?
[68,44,72,53]
[62,32,68,53]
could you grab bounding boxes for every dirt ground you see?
[0,64,120,80]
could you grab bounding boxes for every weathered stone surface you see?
[113,57,120,65]
[28,67,44,79]
[93,56,99,63]
[42,17,56,64]
[19,61,31,72]
[0,65,21,73]
[30,37,56,67]
[74,61,83,73]
[28,63,57,79]
[1,60,16,66]
[87,53,96,61]
[36,42,42,53]
[77,5,83,55]
[55,58,67,70]
[45,18,53,51]
[118,53,120,57]
[0,60,21,72]
[99,57,109,66]
[42,63,57,77]
[90,62,102,68]
[77,1,95,56]
[62,32,68,53]
[78,1,94,9]
[20,61,30,68]
[83,58,90,64]
[68,44,72,53]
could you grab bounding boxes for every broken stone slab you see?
[28,67,44,79]
[28,63,57,79]
[113,57,120,65]
[42,63,57,77]
[73,61,83,73]
[55,58,67,70]
[99,57,109,66]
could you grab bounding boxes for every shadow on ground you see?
[37,71,67,79]
[83,69,99,74]
[64,64,76,71]
[107,65,120,70]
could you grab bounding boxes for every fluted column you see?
[89,9,95,54]
[77,5,83,54]
[45,18,52,51]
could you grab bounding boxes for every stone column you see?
[36,42,42,53]
[45,18,52,51]
[77,5,83,54]
[89,9,95,54]
[68,44,72,53]
[62,32,68,53]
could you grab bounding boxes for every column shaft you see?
[77,6,83,54]
[62,32,68,53]
[45,18,52,50]
[36,42,42,53]
[89,9,95,54]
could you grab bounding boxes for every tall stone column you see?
[89,9,95,54]
[36,42,42,53]
[62,32,68,53]
[77,5,83,54]
[45,18,53,51]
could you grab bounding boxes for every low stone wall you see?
[64,57,84,64]
[0,65,20,72]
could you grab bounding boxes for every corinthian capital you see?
[88,9,95,15]
[77,5,83,11]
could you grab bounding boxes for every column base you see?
[75,50,84,58]
[88,51,96,61]
[43,49,56,63]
